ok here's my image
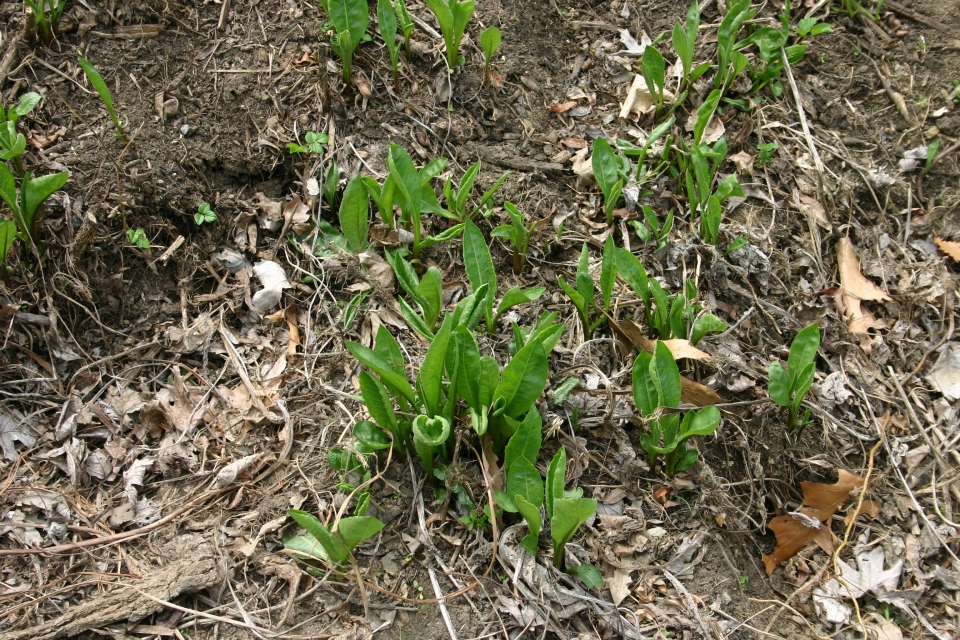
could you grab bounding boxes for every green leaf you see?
[374,325,405,375]
[347,341,416,404]
[701,194,721,245]
[358,371,399,443]
[495,286,545,321]
[480,26,501,64]
[651,341,682,409]
[516,494,541,554]
[787,324,820,385]
[12,93,41,120]
[568,563,604,588]
[550,497,597,566]
[418,266,444,328]
[329,0,369,72]
[632,351,658,417]
[387,144,421,218]
[0,163,20,222]
[575,242,593,303]
[454,326,481,409]
[600,235,616,312]
[504,406,542,474]
[508,458,544,510]
[336,515,385,552]
[493,340,548,418]
[0,219,16,263]
[793,362,816,408]
[691,313,728,345]
[283,533,330,562]
[615,248,649,303]
[398,297,434,339]
[78,55,122,136]
[288,509,348,564]
[478,356,500,407]
[641,46,666,105]
[339,175,369,253]
[545,447,565,519]
[354,420,391,453]
[679,406,721,440]
[21,171,68,240]
[417,315,453,417]
[768,361,791,407]
[694,89,721,146]
[591,138,619,206]
[412,414,451,448]
[463,218,496,324]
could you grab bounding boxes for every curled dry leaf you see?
[835,237,892,336]
[763,469,867,573]
[793,189,832,231]
[251,261,291,314]
[265,305,301,355]
[934,237,960,262]
[550,101,577,114]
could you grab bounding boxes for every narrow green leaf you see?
[347,341,416,404]
[545,447,565,519]
[787,324,820,385]
[358,371,399,441]
[495,286,545,321]
[339,175,369,253]
[463,218,496,321]
[632,351,658,417]
[0,219,16,263]
[600,235,616,312]
[454,326,481,409]
[504,405,542,473]
[591,138,619,205]
[417,314,453,417]
[493,340,548,418]
[508,458,544,509]
[615,248,649,303]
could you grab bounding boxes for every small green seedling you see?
[424,0,475,70]
[634,342,721,476]
[714,0,754,95]
[546,447,599,577]
[285,509,384,567]
[494,408,544,555]
[591,138,630,225]
[557,238,616,340]
[323,0,369,86]
[480,26,501,86]
[641,45,667,115]
[437,160,509,223]
[324,161,340,211]
[756,142,777,166]
[925,139,939,176]
[339,175,369,252]
[194,203,217,225]
[377,0,402,90]
[463,218,545,333]
[671,2,710,94]
[630,205,673,253]
[386,248,445,337]
[78,54,127,142]
[24,0,66,45]
[491,201,539,275]
[768,323,820,434]
[287,131,329,155]
[0,163,69,257]
[343,290,369,331]
[394,0,415,60]
[126,228,150,249]
[0,92,41,176]
[796,16,833,39]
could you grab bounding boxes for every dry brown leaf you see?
[610,318,710,361]
[836,238,892,335]
[763,469,866,574]
[680,377,721,407]
[844,499,881,526]
[550,101,577,114]
[934,237,960,262]
[793,189,832,230]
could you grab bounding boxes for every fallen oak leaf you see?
[763,469,866,574]
[835,237,892,336]
[934,237,960,262]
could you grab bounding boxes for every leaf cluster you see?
[25,0,66,46]
[557,238,618,340]
[425,0,475,70]
[768,323,820,434]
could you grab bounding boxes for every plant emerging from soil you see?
[769,323,820,434]
[425,0,475,70]
[24,0,66,45]
[78,54,127,142]
[491,201,540,275]
[480,26,501,86]
[377,0,402,89]
[0,163,69,260]
[320,0,369,86]
[194,203,217,226]
[0,92,41,177]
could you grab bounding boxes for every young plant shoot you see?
[78,54,127,142]
[768,323,820,434]
[491,201,539,275]
[195,203,217,226]
[480,26,501,86]
[24,0,66,45]
[377,0,402,89]
[591,138,628,225]
[0,92,41,176]
[327,0,369,86]
[425,0,475,70]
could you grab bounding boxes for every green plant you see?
[714,0,754,95]
[194,202,217,225]
[324,161,340,211]
[424,0,475,70]
[557,239,616,340]
[287,131,329,155]
[925,139,939,175]
[463,218,545,334]
[126,228,150,249]
[394,0,415,60]
[591,138,630,225]
[617,116,675,185]
[480,26,501,86]
[343,290,369,330]
[24,0,66,45]
[339,175,369,252]
[0,162,69,258]
[436,160,508,223]
[768,323,820,434]
[756,142,777,166]
[838,0,885,21]
[377,0,402,89]
[796,16,833,39]
[546,447,598,574]
[743,1,807,98]
[0,92,41,176]
[386,248,445,337]
[285,507,384,567]
[634,341,721,476]
[641,45,667,116]
[77,54,127,142]
[322,0,369,86]
[629,205,673,253]
[491,201,539,275]
[671,2,710,94]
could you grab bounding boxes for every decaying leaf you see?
[926,344,960,401]
[0,410,36,461]
[934,237,960,262]
[251,261,291,314]
[763,469,867,573]
[619,75,655,120]
[610,317,710,361]
[793,189,832,230]
[835,237,892,336]
[266,305,301,355]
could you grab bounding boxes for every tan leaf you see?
[793,189,832,230]
[550,101,577,114]
[763,469,866,574]
[844,499,881,526]
[934,237,960,262]
[680,377,721,407]
[836,238,892,335]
